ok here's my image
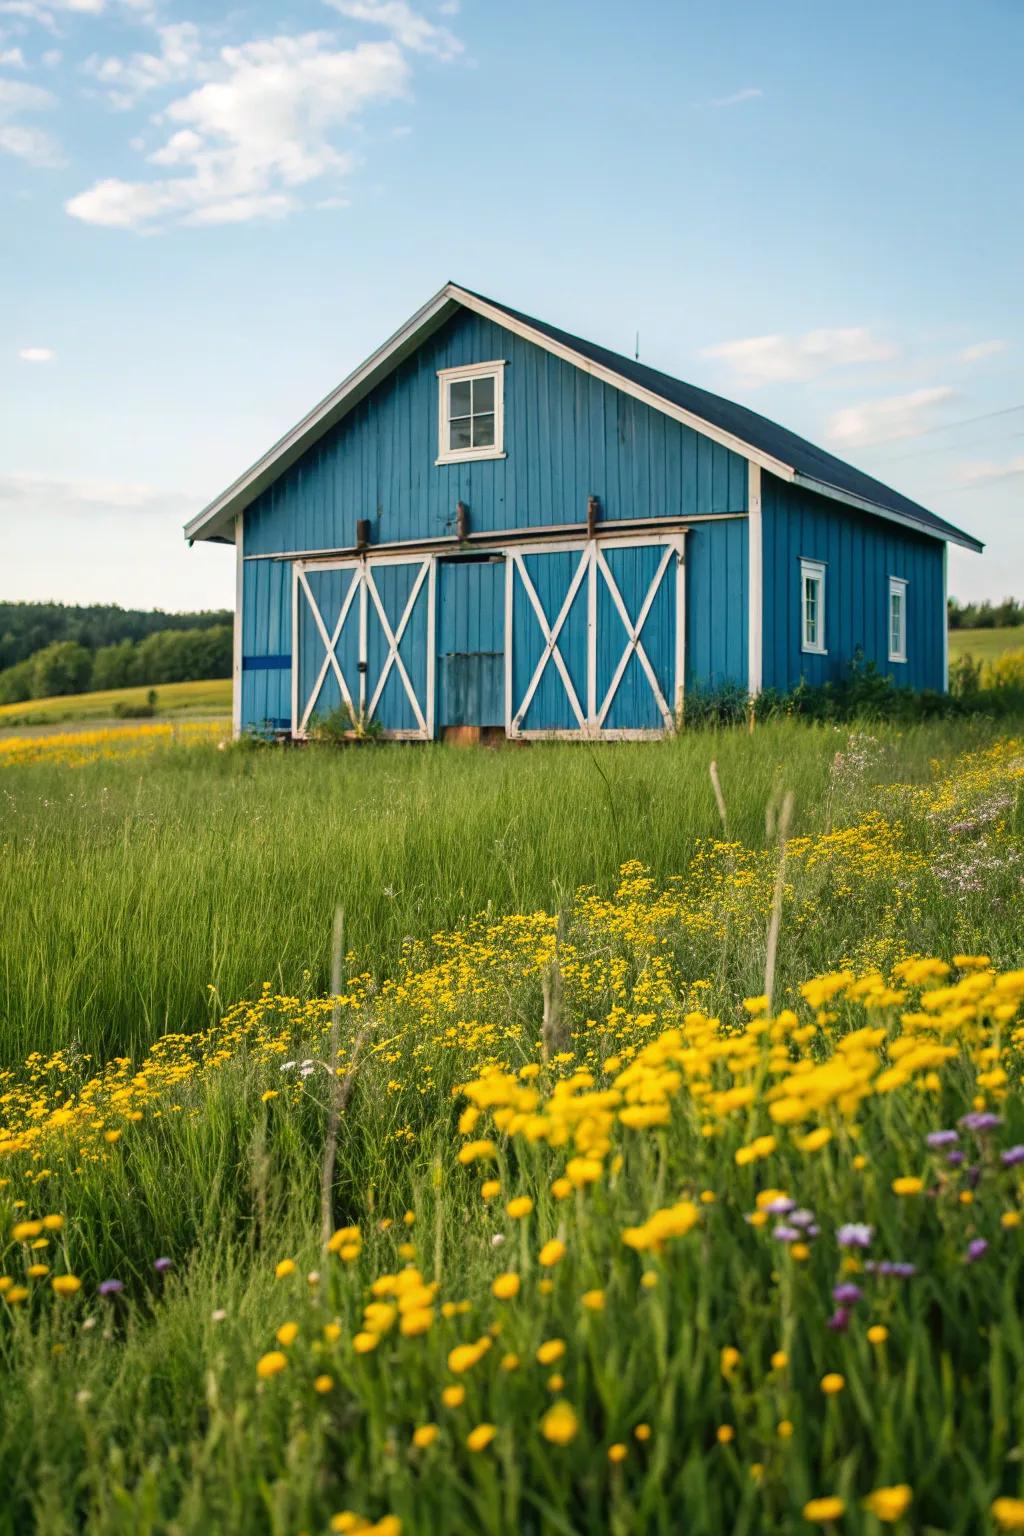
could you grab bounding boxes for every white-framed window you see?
[888,576,908,662]
[436,360,506,465]
[800,558,827,654]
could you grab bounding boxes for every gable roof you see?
[186,281,983,552]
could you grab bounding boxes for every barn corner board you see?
[187,282,983,741]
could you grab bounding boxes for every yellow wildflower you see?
[540,1400,578,1445]
[465,1423,496,1452]
[257,1350,287,1379]
[863,1485,912,1522]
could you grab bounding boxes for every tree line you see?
[0,600,232,671]
[0,611,232,705]
[947,596,1024,630]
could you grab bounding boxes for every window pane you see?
[472,412,495,448]
[449,415,472,450]
[472,374,495,413]
[804,574,821,646]
[449,379,472,419]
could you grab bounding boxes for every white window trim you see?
[436,359,506,465]
[800,558,827,655]
[888,575,908,663]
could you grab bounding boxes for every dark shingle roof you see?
[460,285,983,552]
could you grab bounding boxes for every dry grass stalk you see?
[709,760,729,838]
[320,906,359,1250]
[763,789,795,1011]
[541,910,569,1061]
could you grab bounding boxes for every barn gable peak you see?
[185,282,981,553]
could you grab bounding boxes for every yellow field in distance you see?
[0,677,231,727]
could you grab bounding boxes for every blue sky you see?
[2,0,1021,611]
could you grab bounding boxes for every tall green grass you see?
[1,714,1019,1064]
[1,718,1023,1534]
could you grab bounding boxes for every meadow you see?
[2,718,1024,1534]
[948,627,1024,666]
[0,677,231,729]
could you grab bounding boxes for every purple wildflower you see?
[965,1238,989,1264]
[832,1283,862,1305]
[1001,1145,1024,1168]
[153,1257,173,1274]
[98,1279,124,1297]
[946,1150,965,1167]
[959,1111,1002,1134]
[926,1130,959,1149]
[827,1308,851,1332]
[763,1196,796,1215]
[836,1222,874,1249]
[866,1260,917,1279]
[790,1209,817,1229]
[773,1225,802,1243]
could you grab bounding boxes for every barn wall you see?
[760,475,946,693]
[685,517,748,693]
[240,556,291,731]
[242,308,749,556]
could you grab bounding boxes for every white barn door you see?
[292,554,436,739]
[506,534,685,738]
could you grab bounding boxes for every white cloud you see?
[0,471,189,515]
[0,44,27,64]
[68,32,411,228]
[84,22,204,110]
[956,455,1024,487]
[701,326,897,388]
[0,74,61,163]
[708,86,763,108]
[827,386,956,448]
[17,345,55,360]
[325,0,462,59]
[957,339,1008,364]
[0,0,152,30]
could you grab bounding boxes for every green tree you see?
[31,641,93,698]
[0,659,35,705]
[92,640,142,690]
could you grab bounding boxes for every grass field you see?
[0,676,231,728]
[2,719,1024,1534]
[948,626,1024,665]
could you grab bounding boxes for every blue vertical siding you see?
[243,308,748,556]
[241,557,291,730]
[685,518,748,692]
[761,475,945,692]
[436,558,505,727]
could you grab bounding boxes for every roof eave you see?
[792,473,985,553]
[184,283,462,543]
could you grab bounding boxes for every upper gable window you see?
[437,361,506,465]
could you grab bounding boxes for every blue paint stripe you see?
[243,654,291,671]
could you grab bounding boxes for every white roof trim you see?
[185,284,459,543]
[792,473,983,552]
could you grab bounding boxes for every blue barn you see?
[186,283,983,740]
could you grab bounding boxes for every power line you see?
[876,428,1024,469]
[869,403,1024,466]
